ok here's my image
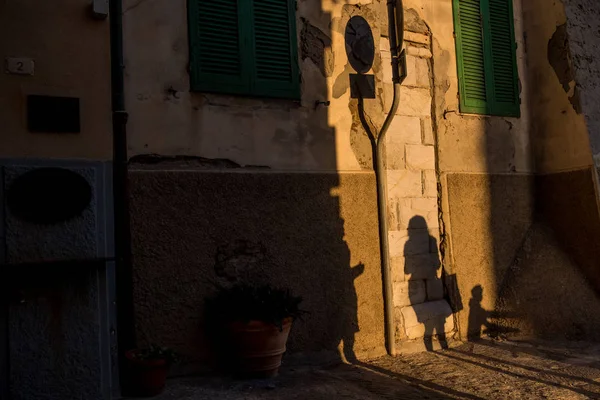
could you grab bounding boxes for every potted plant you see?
[124,345,178,397]
[206,284,304,378]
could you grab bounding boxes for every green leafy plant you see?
[130,345,179,364]
[206,284,304,330]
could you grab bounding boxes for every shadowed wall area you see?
[129,170,384,370]
[419,0,600,344]
[455,0,600,341]
[124,0,389,372]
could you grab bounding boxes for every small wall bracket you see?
[92,0,109,19]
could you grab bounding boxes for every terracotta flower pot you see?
[124,349,169,397]
[227,318,292,378]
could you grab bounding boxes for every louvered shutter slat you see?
[454,0,488,114]
[189,0,300,98]
[488,0,520,116]
[250,0,300,99]
[189,0,248,94]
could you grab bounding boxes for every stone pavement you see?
[151,338,600,399]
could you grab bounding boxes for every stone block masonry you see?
[401,301,455,340]
[382,27,455,345]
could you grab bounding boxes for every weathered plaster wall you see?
[123,0,388,171]
[404,0,531,175]
[536,168,600,296]
[494,221,600,341]
[446,174,534,338]
[523,0,593,172]
[437,0,600,342]
[0,0,112,160]
[524,0,600,300]
[447,177,600,342]
[401,0,600,344]
[124,0,440,359]
[563,0,600,166]
[9,269,101,400]
[129,169,385,369]
[7,262,115,400]
[446,170,600,340]
[124,0,600,358]
[397,0,535,345]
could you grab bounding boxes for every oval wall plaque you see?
[6,168,92,224]
[345,16,375,74]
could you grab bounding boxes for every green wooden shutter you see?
[188,0,249,94]
[248,0,300,99]
[485,0,520,117]
[453,0,488,115]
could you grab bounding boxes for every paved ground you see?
[152,338,600,399]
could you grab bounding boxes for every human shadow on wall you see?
[467,285,519,340]
[201,237,366,370]
[207,240,366,365]
[128,1,387,376]
[338,262,365,363]
[404,216,450,351]
[467,285,494,340]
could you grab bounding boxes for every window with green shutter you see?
[188,0,300,99]
[452,0,520,117]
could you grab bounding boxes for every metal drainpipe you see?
[376,0,405,356]
[109,0,135,387]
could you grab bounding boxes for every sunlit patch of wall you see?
[402,0,537,342]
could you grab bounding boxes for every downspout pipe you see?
[109,0,135,386]
[377,0,406,356]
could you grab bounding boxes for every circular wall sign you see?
[345,16,375,74]
[7,168,92,225]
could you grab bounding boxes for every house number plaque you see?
[5,57,35,75]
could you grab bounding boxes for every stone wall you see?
[381,21,454,349]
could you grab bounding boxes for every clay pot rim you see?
[227,317,293,329]
[125,349,169,367]
[228,317,293,325]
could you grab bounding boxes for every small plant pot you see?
[227,318,292,378]
[124,349,169,397]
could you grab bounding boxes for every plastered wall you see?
[129,170,385,370]
[124,0,458,354]
[563,0,600,167]
[123,0,389,171]
[0,0,112,160]
[125,0,391,365]
[524,0,593,173]
[125,0,600,358]
[403,0,600,342]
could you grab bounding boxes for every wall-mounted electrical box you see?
[92,0,109,19]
